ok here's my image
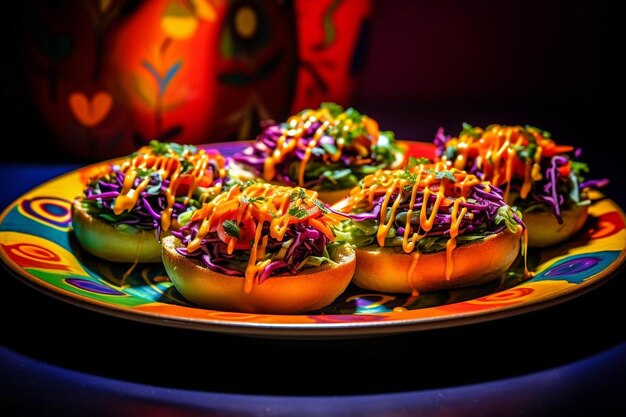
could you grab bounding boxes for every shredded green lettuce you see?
[177,210,194,226]
[332,214,513,254]
[495,206,522,233]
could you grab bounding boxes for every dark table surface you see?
[1,101,625,417]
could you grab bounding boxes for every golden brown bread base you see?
[162,235,356,314]
[352,229,522,293]
[71,200,163,263]
[523,205,588,248]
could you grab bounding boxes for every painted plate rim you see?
[1,140,625,339]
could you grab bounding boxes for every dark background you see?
[361,0,618,104]
[1,1,621,140]
[1,0,621,198]
[354,0,622,202]
[0,0,624,154]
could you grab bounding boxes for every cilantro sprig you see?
[426,168,457,182]
[289,187,307,200]
[460,122,481,139]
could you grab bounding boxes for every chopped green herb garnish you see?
[240,195,266,204]
[320,102,344,117]
[400,169,417,183]
[314,199,329,213]
[426,169,457,182]
[136,167,152,178]
[525,124,552,139]
[290,188,307,200]
[570,160,590,176]
[461,122,481,139]
[238,180,257,190]
[321,142,338,155]
[149,140,197,156]
[223,220,240,238]
[406,156,430,170]
[288,206,308,218]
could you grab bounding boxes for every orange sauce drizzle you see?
[339,161,522,289]
[406,252,421,296]
[110,145,226,232]
[440,125,556,205]
[260,107,381,186]
[185,183,340,292]
[445,198,468,280]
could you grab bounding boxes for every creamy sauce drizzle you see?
[111,145,226,231]
[185,183,339,293]
[261,107,380,186]
[440,125,561,205]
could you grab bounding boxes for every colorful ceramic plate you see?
[1,141,625,338]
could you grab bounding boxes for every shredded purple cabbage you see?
[538,155,567,221]
[434,127,609,224]
[233,122,320,185]
[327,197,384,221]
[232,115,397,189]
[173,220,330,282]
[83,163,225,236]
[433,127,451,159]
[335,182,522,240]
